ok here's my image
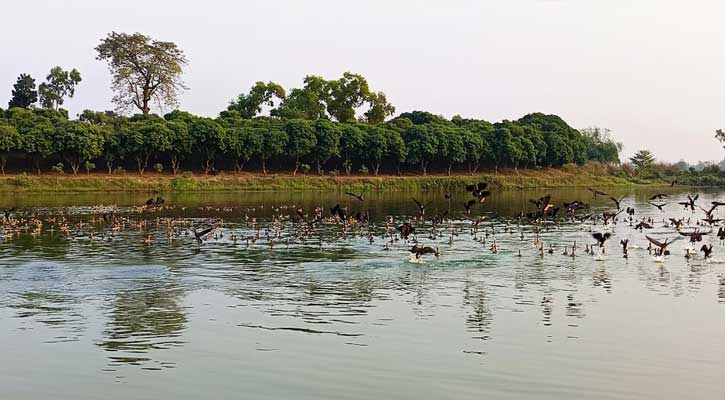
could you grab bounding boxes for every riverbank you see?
[0,167,676,193]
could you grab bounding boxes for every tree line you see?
[1,31,621,176]
[0,107,621,176]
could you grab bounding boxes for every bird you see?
[330,204,346,220]
[592,232,612,248]
[396,223,415,240]
[409,244,439,259]
[193,226,214,244]
[648,202,667,212]
[413,199,431,216]
[646,235,681,256]
[679,228,709,243]
[701,244,714,258]
[650,194,668,200]
[466,182,491,203]
[678,194,699,212]
[670,179,678,187]
[609,195,626,210]
[587,188,609,198]
[344,187,368,202]
[463,199,476,214]
[634,221,653,230]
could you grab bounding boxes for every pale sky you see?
[2,0,724,163]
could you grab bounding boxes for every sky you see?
[2,0,724,163]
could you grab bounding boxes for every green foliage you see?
[8,74,38,109]
[153,163,164,173]
[95,32,187,114]
[84,161,96,174]
[51,162,64,174]
[300,163,311,174]
[630,149,656,173]
[38,67,82,110]
[228,82,285,119]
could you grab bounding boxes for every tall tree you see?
[228,82,286,119]
[630,149,655,173]
[284,119,316,175]
[8,74,38,109]
[272,75,328,120]
[363,91,395,124]
[96,32,188,115]
[325,72,370,123]
[38,67,82,110]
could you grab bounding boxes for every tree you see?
[404,125,438,175]
[38,67,82,110]
[122,118,172,174]
[8,74,38,109]
[311,119,341,174]
[339,123,367,175]
[0,122,19,174]
[630,149,655,173]
[364,126,388,176]
[189,118,226,173]
[258,122,288,174]
[284,119,316,174]
[223,121,262,173]
[325,72,370,123]
[437,126,466,175]
[228,82,286,119]
[96,32,188,115]
[363,91,395,124]
[56,121,105,174]
[166,120,193,174]
[272,75,328,120]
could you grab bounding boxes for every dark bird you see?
[564,200,589,214]
[701,244,714,259]
[193,227,214,244]
[669,218,684,229]
[670,179,678,187]
[587,188,609,198]
[646,235,681,256]
[330,204,346,220]
[466,182,491,203]
[2,208,15,221]
[354,211,369,223]
[625,206,636,217]
[602,210,623,224]
[155,196,165,207]
[679,228,709,243]
[648,202,667,212]
[700,206,722,225]
[649,194,668,200]
[634,221,653,230]
[592,232,612,247]
[413,198,432,215]
[344,187,368,202]
[145,198,155,207]
[712,201,725,209]
[609,195,626,210]
[718,227,725,243]
[463,199,476,214]
[409,244,440,259]
[678,194,698,212]
[397,222,416,240]
[432,210,448,225]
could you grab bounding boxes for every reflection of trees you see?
[97,282,186,368]
[463,280,493,340]
[8,290,85,342]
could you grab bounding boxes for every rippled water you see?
[2,187,725,399]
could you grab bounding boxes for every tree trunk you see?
[261,159,267,175]
[344,160,352,176]
[171,156,180,175]
[106,161,113,175]
[421,162,427,176]
[70,161,80,175]
[293,157,300,175]
[0,156,6,175]
[203,159,213,174]
[374,163,380,176]
[136,157,146,175]
[316,161,323,175]
[448,163,452,176]
[234,160,245,174]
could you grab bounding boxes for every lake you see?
[1,187,724,399]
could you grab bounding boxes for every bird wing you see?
[413,198,423,209]
[645,235,666,248]
[344,192,358,199]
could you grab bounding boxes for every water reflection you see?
[98,282,186,371]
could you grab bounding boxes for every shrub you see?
[113,166,126,174]
[51,163,64,174]
[153,163,164,173]
[300,164,311,175]
[329,169,339,176]
[358,165,369,175]
[84,161,96,174]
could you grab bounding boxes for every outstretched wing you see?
[645,235,665,248]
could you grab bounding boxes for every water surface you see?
[1,188,724,399]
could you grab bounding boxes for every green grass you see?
[0,167,675,194]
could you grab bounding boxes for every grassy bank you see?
[0,166,673,194]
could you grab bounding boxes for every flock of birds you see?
[2,183,725,267]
